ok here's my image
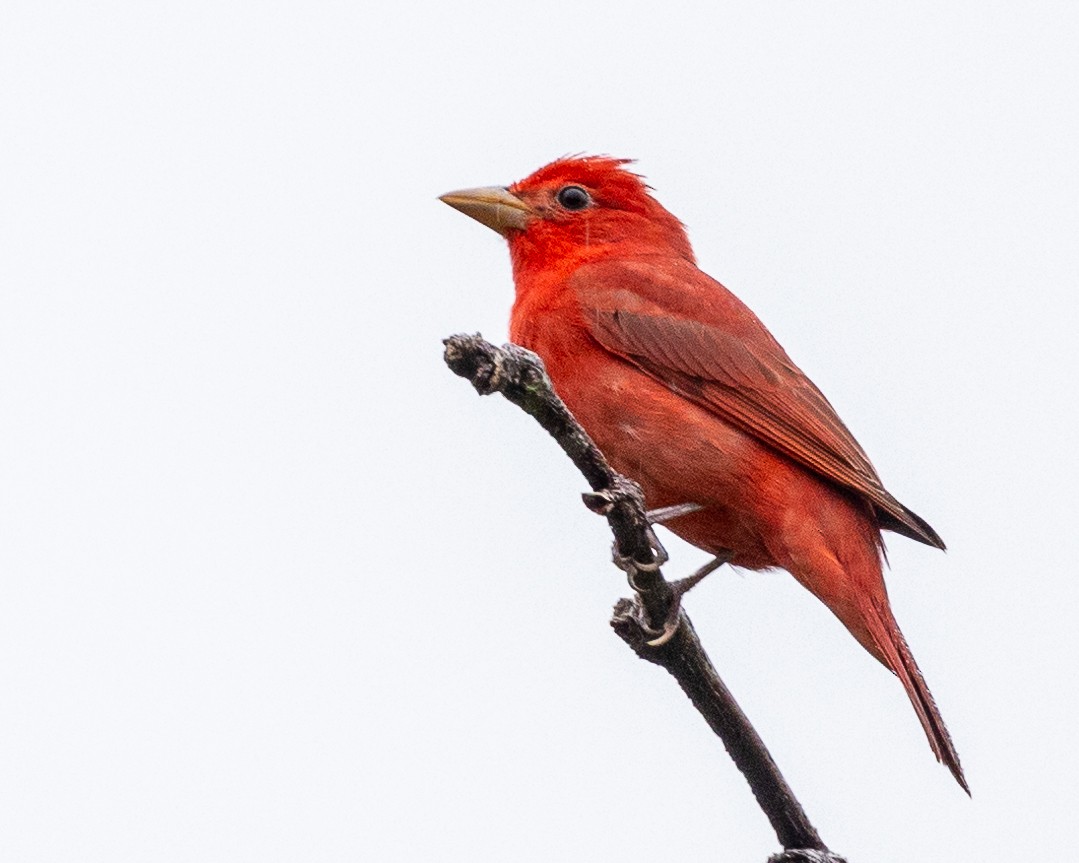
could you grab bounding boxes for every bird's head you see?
[440,156,695,272]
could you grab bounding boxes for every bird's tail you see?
[861,599,969,794]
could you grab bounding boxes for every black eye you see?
[556,185,591,211]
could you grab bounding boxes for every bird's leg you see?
[645,502,703,524]
[643,552,732,647]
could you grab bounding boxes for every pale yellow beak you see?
[439,186,531,235]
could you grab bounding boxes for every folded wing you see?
[572,257,944,549]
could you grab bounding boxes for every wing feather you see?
[573,258,944,549]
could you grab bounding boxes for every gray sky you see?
[2,2,1076,860]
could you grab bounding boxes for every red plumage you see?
[443,155,966,792]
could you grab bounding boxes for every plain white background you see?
[2,2,1076,860]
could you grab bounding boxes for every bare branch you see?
[443,333,848,862]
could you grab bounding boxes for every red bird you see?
[441,156,966,791]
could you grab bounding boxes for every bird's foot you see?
[642,552,732,646]
[585,485,721,645]
[585,492,702,577]
[610,526,669,579]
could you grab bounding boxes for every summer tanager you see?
[440,156,965,791]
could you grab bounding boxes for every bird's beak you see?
[439,186,531,235]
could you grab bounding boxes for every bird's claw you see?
[643,525,669,567]
[611,524,669,586]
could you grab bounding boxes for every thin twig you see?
[443,333,847,862]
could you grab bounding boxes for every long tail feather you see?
[864,601,969,794]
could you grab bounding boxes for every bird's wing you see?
[572,256,944,549]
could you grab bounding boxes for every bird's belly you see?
[538,341,783,569]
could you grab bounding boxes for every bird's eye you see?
[556,185,592,211]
